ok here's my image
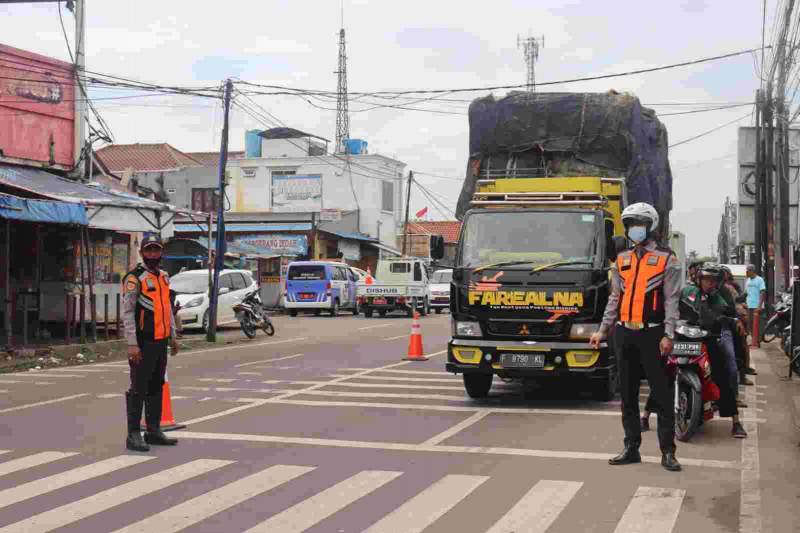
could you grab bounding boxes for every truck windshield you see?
[459,211,599,269]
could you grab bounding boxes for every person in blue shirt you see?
[745,265,766,348]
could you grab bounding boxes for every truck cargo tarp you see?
[457,92,672,230]
[0,192,87,225]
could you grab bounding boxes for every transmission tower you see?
[517,34,544,92]
[335,26,350,154]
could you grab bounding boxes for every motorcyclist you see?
[720,266,755,387]
[680,263,748,438]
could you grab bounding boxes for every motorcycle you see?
[670,320,721,442]
[233,289,275,339]
[763,291,792,342]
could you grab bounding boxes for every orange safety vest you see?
[616,246,673,324]
[123,266,172,341]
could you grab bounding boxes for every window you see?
[242,271,255,286]
[271,169,296,177]
[241,167,257,178]
[334,267,347,281]
[381,180,394,212]
[166,188,177,194]
[413,262,422,282]
[231,273,248,290]
[192,188,218,213]
[390,262,410,273]
[220,273,236,290]
[288,265,325,280]
[346,269,355,282]
[431,270,453,283]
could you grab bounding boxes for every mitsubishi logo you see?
[519,324,530,336]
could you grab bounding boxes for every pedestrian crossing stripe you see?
[0,450,690,533]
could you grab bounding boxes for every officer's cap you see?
[140,234,164,250]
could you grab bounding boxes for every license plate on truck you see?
[500,353,545,368]
[372,298,387,305]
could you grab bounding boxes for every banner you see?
[271,174,322,211]
[232,234,308,256]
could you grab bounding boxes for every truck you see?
[357,257,433,318]
[446,91,672,400]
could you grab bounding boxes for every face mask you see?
[627,225,647,244]
[143,256,161,270]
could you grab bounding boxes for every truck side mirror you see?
[430,235,445,260]
[609,236,627,262]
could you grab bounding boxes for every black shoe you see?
[640,416,650,432]
[126,432,150,452]
[661,452,682,472]
[609,446,641,465]
[144,430,178,446]
[744,367,758,376]
[740,377,755,386]
[737,399,749,409]
[732,422,748,438]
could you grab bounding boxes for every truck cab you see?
[357,257,432,317]
[446,176,626,400]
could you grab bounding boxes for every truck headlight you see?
[569,323,599,340]
[454,321,481,337]
[184,297,204,309]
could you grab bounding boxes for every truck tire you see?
[379,310,387,317]
[329,299,339,317]
[435,308,442,314]
[463,373,492,399]
[364,308,373,318]
[352,301,360,316]
[407,300,415,318]
[420,297,429,316]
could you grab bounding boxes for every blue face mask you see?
[627,225,647,244]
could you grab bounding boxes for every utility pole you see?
[402,171,413,256]
[72,0,86,179]
[207,79,233,342]
[755,89,763,275]
[776,0,796,290]
[765,81,776,309]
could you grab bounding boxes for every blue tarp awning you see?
[0,193,87,225]
[174,222,312,233]
[322,230,378,243]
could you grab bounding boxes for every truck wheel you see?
[463,373,492,399]
[379,310,387,317]
[289,310,298,318]
[352,301,360,316]
[364,309,373,318]
[420,297,429,316]
[329,299,339,317]
[435,308,442,314]
[407,300,415,318]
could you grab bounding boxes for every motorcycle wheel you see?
[262,318,275,336]
[675,372,703,442]
[762,322,779,343]
[240,316,257,339]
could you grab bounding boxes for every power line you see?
[658,102,756,116]
[668,110,754,149]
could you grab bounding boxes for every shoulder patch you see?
[123,276,138,294]
[647,255,659,266]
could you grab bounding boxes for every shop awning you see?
[0,192,87,225]
[321,230,379,243]
[0,164,180,235]
[174,222,312,233]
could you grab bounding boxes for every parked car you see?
[284,261,360,317]
[171,269,258,331]
[429,268,452,313]
[357,258,431,317]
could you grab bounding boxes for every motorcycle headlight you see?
[454,321,481,337]
[184,296,204,309]
[676,323,707,339]
[569,323,599,340]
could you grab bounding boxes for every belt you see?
[618,321,664,330]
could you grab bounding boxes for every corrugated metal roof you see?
[184,151,245,168]
[321,230,378,243]
[95,143,202,172]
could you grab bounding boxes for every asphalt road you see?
[0,312,797,532]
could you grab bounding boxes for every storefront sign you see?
[338,239,361,261]
[232,234,308,256]
[271,174,322,211]
[320,208,342,222]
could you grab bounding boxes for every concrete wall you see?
[128,166,219,211]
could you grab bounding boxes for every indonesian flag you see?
[415,206,428,218]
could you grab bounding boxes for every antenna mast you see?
[335,5,350,154]
[517,34,544,93]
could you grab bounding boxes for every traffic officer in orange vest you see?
[122,234,180,452]
[589,202,682,472]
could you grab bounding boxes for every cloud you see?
[242,37,313,55]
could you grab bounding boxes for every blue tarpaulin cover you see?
[0,192,87,225]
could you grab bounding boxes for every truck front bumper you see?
[446,338,613,378]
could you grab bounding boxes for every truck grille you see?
[486,320,566,339]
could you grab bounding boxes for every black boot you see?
[125,392,149,452]
[661,452,682,472]
[144,393,178,446]
[609,444,641,465]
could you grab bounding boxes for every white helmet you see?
[621,202,659,232]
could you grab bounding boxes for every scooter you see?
[233,289,275,339]
[763,292,792,342]
[670,320,721,442]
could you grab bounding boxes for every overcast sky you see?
[3,0,779,254]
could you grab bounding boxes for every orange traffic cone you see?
[365,267,374,286]
[404,311,428,361]
[140,370,186,432]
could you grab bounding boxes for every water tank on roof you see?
[344,139,368,155]
[245,130,262,158]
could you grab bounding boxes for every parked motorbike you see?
[670,320,721,442]
[233,289,275,339]
[763,291,792,342]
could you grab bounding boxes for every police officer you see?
[589,202,682,472]
[122,234,180,452]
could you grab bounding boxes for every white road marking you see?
[358,323,394,331]
[363,474,488,533]
[33,382,56,386]
[188,337,309,356]
[0,451,79,478]
[486,480,583,533]
[110,464,314,533]
[613,486,685,533]
[422,411,491,446]
[244,470,402,533]
[0,390,7,393]
[0,394,88,414]
[238,372,262,376]
[329,374,458,383]
[359,368,450,375]
[740,355,762,533]
[97,393,123,399]
[283,380,465,391]
[0,459,232,533]
[181,350,448,426]
[171,395,190,400]
[291,390,464,402]
[47,368,116,373]
[0,455,154,510]
[198,378,238,383]
[3,373,84,378]
[383,334,407,341]
[235,353,305,368]
[174,432,739,469]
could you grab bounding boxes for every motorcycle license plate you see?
[500,353,545,368]
[672,342,702,356]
